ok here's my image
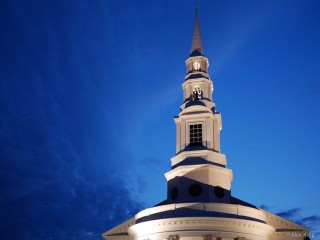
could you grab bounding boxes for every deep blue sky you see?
[1,0,320,239]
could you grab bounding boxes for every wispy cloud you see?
[259,204,270,211]
[275,208,320,234]
[260,205,320,236]
[296,215,320,232]
[277,208,301,219]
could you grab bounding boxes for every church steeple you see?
[190,5,204,57]
[167,5,231,206]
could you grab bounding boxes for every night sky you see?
[1,0,320,239]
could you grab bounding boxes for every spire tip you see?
[190,4,204,57]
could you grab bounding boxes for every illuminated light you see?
[192,87,202,101]
[193,61,200,71]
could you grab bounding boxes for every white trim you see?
[134,203,267,222]
[164,163,233,190]
[128,216,275,240]
[171,150,227,166]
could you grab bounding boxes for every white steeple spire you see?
[190,5,204,57]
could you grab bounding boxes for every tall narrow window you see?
[190,124,202,146]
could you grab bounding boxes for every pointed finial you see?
[190,4,204,57]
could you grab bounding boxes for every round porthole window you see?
[171,187,178,200]
[189,184,202,197]
[214,186,225,199]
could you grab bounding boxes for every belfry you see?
[103,7,309,240]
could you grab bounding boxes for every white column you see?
[181,121,186,150]
[213,120,220,152]
[176,123,181,153]
[203,120,207,147]
[206,119,213,149]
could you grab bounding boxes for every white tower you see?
[103,7,309,240]
[167,6,232,206]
